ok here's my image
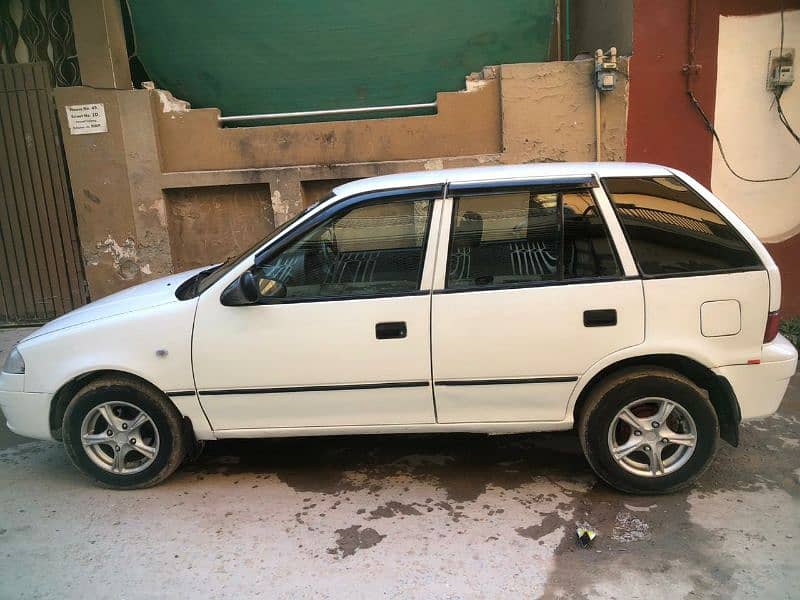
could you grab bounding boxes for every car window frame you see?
[600,176,765,280]
[237,184,444,305]
[438,177,625,294]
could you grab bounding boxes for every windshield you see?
[194,196,331,295]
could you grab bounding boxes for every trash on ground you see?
[576,525,597,548]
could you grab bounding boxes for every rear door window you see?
[446,188,620,289]
[603,176,762,276]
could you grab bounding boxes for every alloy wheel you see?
[607,397,697,477]
[80,401,160,475]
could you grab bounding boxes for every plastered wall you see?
[711,10,800,243]
[56,60,628,299]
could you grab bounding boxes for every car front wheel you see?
[578,367,719,494]
[63,377,186,489]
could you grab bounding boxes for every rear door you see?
[431,176,644,423]
[602,175,769,366]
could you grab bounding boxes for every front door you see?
[431,178,644,423]
[192,187,442,432]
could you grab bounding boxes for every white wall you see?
[712,10,800,243]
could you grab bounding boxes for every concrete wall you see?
[56,55,629,299]
[55,87,171,299]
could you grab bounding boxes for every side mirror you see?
[221,271,259,306]
[239,271,259,302]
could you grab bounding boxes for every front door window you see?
[256,197,433,300]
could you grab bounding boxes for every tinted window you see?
[563,191,621,279]
[256,197,432,299]
[603,177,761,276]
[446,189,619,289]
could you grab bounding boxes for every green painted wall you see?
[128,1,554,120]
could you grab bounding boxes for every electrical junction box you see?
[766,47,794,91]
[594,62,617,91]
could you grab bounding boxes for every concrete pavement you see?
[0,327,798,598]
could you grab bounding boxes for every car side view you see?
[0,163,796,493]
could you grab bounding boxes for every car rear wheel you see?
[63,377,186,489]
[578,367,719,494]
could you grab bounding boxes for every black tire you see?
[63,377,186,489]
[578,367,719,494]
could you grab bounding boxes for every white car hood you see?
[22,267,208,342]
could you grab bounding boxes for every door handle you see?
[583,309,617,327]
[376,322,407,339]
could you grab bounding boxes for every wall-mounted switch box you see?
[594,47,618,92]
[767,47,794,91]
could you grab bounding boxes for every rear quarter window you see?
[603,176,762,276]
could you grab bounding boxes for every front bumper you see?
[0,373,54,441]
[714,334,798,420]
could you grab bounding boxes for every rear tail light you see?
[764,311,781,343]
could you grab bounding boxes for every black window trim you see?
[600,176,766,281]
[239,184,443,305]
[441,180,624,294]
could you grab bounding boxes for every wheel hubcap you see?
[80,401,160,475]
[607,397,697,478]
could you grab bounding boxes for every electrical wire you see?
[776,94,800,143]
[688,91,800,183]
[687,2,799,182]
[773,1,800,145]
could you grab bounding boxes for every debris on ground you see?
[576,525,597,548]
[612,510,651,543]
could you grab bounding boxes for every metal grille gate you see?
[0,62,87,324]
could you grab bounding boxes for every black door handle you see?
[376,322,407,339]
[584,309,617,327]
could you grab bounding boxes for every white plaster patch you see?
[464,79,489,92]
[139,263,152,275]
[98,235,138,279]
[136,199,168,228]
[271,189,293,226]
[154,89,191,113]
[612,511,651,542]
[712,11,800,241]
[424,159,444,171]
[98,236,136,262]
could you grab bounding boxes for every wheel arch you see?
[571,354,741,447]
[49,369,187,441]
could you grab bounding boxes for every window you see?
[603,176,762,276]
[446,188,619,289]
[562,191,620,279]
[256,196,432,299]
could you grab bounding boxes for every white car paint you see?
[0,162,796,447]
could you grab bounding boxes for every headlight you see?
[2,347,25,374]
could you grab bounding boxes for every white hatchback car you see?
[1,163,796,493]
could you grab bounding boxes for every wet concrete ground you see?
[1,328,798,598]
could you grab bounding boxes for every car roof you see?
[332,162,674,197]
